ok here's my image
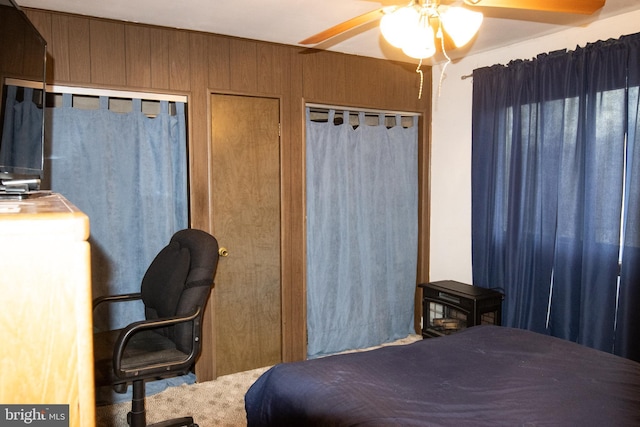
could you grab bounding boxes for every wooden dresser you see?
[0,193,95,427]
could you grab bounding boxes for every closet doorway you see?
[209,93,282,376]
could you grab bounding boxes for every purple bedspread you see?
[245,325,640,426]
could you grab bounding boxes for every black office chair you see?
[93,229,219,427]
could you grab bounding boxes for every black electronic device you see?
[0,0,47,198]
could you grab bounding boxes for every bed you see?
[244,325,640,426]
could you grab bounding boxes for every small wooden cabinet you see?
[0,194,95,427]
[419,281,503,338]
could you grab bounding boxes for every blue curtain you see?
[472,33,640,361]
[46,94,188,331]
[0,85,43,174]
[306,108,418,358]
[616,36,640,362]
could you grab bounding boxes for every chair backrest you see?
[140,229,219,353]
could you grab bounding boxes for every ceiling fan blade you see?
[299,8,387,45]
[463,0,605,15]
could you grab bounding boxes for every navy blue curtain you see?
[616,35,640,362]
[472,33,640,361]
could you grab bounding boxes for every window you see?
[471,33,640,361]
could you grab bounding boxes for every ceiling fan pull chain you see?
[416,58,424,100]
[437,23,452,98]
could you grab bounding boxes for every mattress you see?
[245,325,640,426]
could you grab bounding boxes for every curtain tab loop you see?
[6,84,17,101]
[99,96,109,110]
[132,98,142,113]
[62,93,72,108]
[23,88,33,103]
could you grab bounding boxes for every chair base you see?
[133,415,197,427]
[127,379,198,427]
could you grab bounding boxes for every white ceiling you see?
[16,0,640,65]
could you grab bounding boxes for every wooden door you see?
[210,93,282,376]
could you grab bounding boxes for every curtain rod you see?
[47,84,188,103]
[306,103,421,117]
[4,78,45,89]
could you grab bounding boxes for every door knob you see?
[218,247,229,257]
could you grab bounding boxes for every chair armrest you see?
[93,292,143,311]
[113,305,203,378]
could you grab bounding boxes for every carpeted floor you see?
[95,366,270,427]
[95,334,421,426]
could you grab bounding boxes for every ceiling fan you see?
[299,0,606,60]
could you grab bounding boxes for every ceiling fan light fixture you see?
[380,6,422,48]
[401,20,436,59]
[440,6,483,48]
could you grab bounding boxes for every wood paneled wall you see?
[25,8,431,378]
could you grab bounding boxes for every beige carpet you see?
[95,334,421,426]
[95,366,269,427]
